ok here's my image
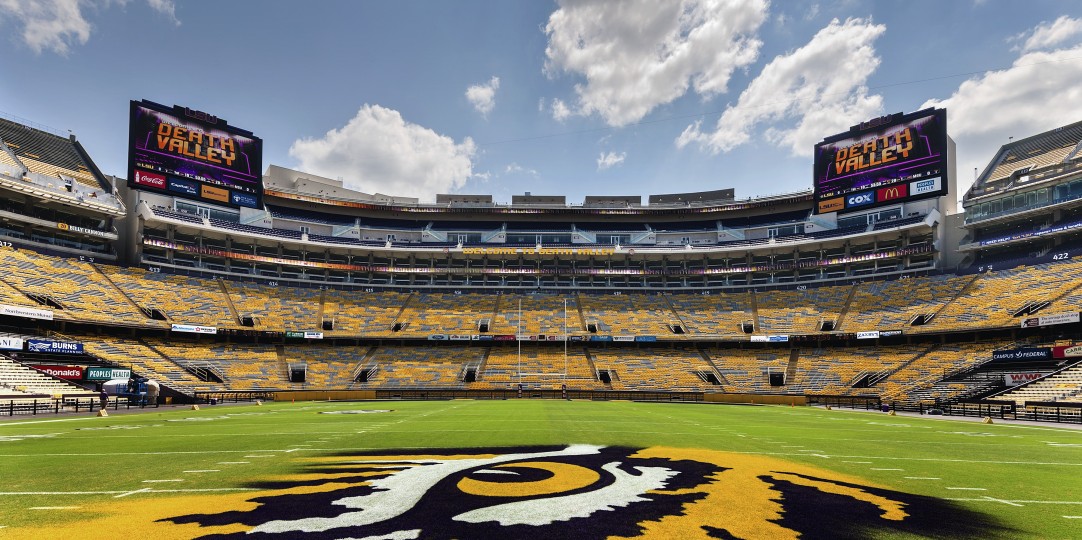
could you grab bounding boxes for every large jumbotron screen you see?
[813,108,947,214]
[128,100,263,209]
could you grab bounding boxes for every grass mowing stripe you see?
[0,400,1077,539]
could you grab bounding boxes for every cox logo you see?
[846,192,874,207]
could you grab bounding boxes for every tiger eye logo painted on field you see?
[152,446,1003,540]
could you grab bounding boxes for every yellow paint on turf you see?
[457,461,601,497]
[609,447,908,540]
[3,481,368,540]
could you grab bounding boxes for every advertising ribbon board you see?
[26,339,84,354]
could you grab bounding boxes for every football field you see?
[0,399,1079,539]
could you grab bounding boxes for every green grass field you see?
[0,400,1080,539]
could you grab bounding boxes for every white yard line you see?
[0,488,257,497]
[0,449,296,457]
[982,496,1024,507]
[114,487,152,499]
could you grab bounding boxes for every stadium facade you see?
[1,104,1082,415]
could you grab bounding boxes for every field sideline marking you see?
[0,449,297,457]
[0,488,256,496]
[982,496,1024,507]
[114,488,152,498]
[183,470,219,473]
[0,417,99,426]
[946,498,1082,505]
[29,506,80,510]
[217,461,250,464]
[904,477,941,480]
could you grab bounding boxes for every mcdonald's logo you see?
[876,183,908,202]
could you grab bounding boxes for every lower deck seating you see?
[0,355,90,395]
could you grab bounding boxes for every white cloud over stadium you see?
[543,0,768,127]
[676,17,885,157]
[289,104,476,200]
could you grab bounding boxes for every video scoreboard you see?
[813,108,947,214]
[128,100,264,209]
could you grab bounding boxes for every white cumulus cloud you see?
[597,151,627,171]
[543,0,768,127]
[922,42,1082,197]
[677,17,885,156]
[465,76,500,117]
[551,98,572,122]
[1011,15,1082,52]
[504,162,539,178]
[0,0,91,55]
[0,0,179,54]
[289,104,476,200]
[145,0,179,26]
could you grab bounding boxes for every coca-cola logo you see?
[134,170,167,188]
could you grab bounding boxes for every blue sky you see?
[2,1,1082,204]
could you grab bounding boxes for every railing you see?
[806,394,881,410]
[0,394,164,416]
[193,391,276,404]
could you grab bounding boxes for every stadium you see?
[0,99,1080,537]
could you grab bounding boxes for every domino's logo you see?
[846,192,874,207]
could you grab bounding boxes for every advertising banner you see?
[634,336,658,342]
[750,335,769,343]
[303,331,324,340]
[1020,311,1080,328]
[85,367,132,381]
[26,339,84,354]
[590,335,614,342]
[171,324,218,335]
[0,304,54,321]
[991,348,1052,362]
[856,331,880,339]
[0,336,24,351]
[1004,372,1048,386]
[1052,345,1082,358]
[768,335,789,343]
[613,336,635,342]
[32,365,84,380]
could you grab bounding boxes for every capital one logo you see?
[847,192,874,207]
[134,170,166,188]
